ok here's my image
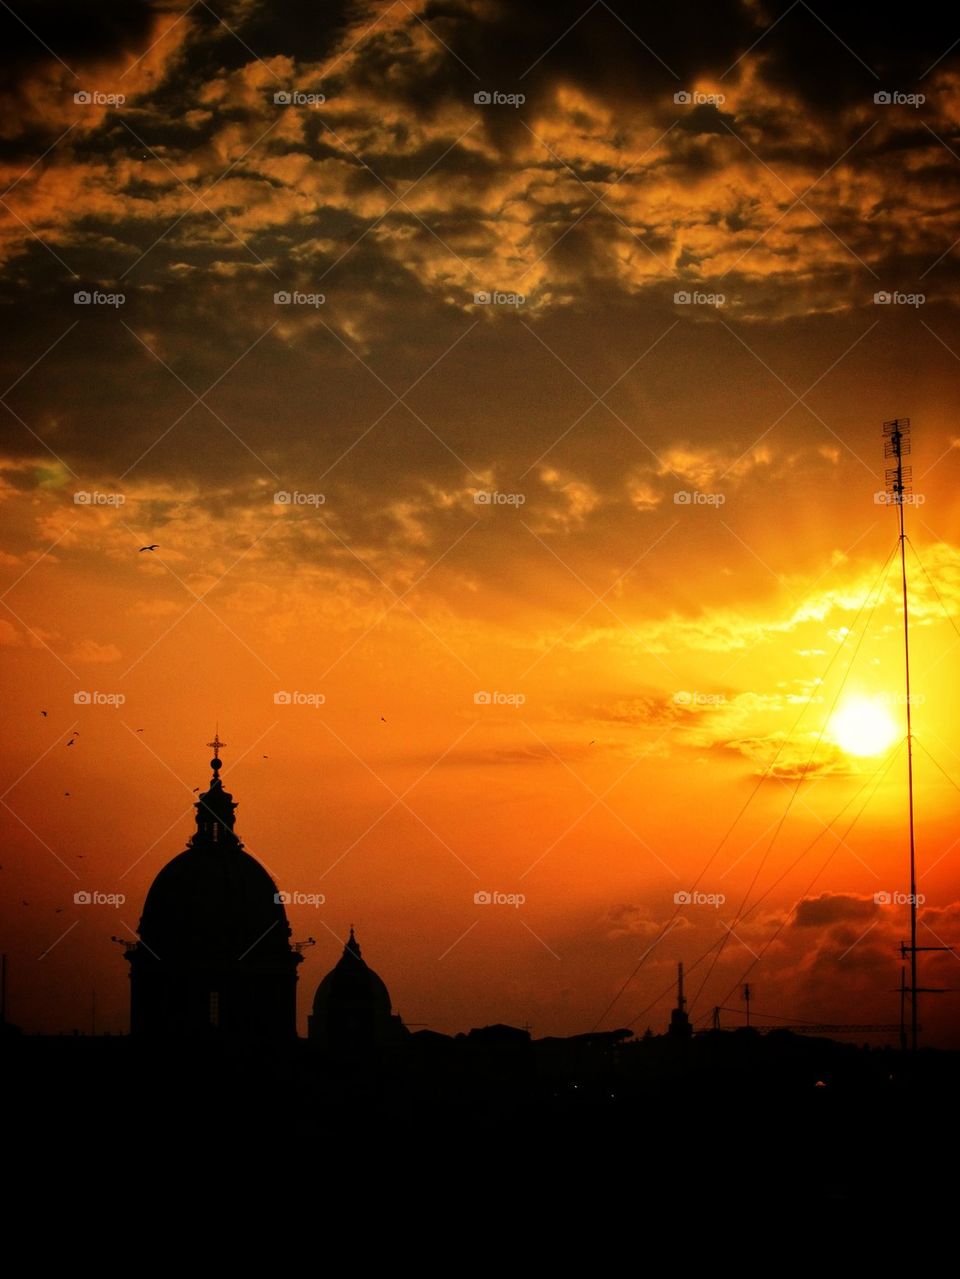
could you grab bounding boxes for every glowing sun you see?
[829,697,900,757]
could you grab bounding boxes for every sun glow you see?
[829,696,900,757]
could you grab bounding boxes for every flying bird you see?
[136,728,144,732]
[139,544,159,552]
[66,739,75,747]
[380,716,387,723]
[262,755,269,759]
[192,787,199,793]
[40,710,47,717]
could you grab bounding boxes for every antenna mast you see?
[884,418,919,1050]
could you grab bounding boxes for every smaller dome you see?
[309,929,403,1051]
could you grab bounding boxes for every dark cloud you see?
[793,891,878,927]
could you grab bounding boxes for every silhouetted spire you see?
[193,732,238,848]
[345,926,362,960]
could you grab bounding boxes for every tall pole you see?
[885,418,918,1051]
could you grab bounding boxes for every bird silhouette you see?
[136,728,144,732]
[40,710,47,717]
[66,740,74,747]
[380,716,387,723]
[192,787,199,792]
[139,544,159,552]
[64,792,70,797]
[55,908,62,913]
[262,754,269,759]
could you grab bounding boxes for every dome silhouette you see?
[126,736,302,1039]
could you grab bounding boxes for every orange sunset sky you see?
[2,0,960,1043]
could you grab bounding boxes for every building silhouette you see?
[309,927,407,1055]
[125,736,301,1038]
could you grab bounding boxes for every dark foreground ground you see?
[4,1026,958,1218]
